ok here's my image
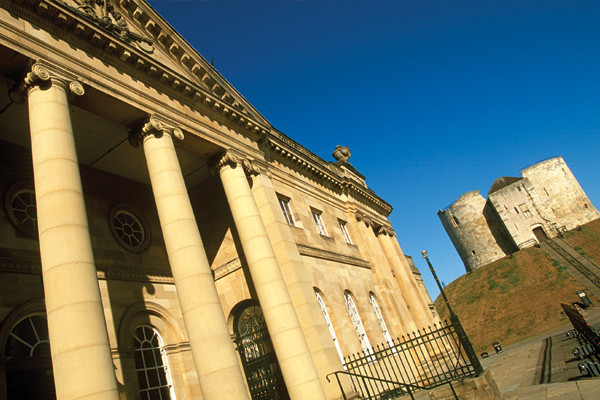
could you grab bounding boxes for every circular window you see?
[4,182,38,239]
[109,205,150,252]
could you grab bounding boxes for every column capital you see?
[376,225,396,237]
[129,113,184,147]
[10,61,84,104]
[210,149,270,178]
[354,211,373,228]
[211,149,243,174]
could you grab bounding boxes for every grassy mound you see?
[434,220,600,353]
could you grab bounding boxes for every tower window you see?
[453,216,460,226]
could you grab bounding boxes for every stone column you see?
[353,212,417,334]
[14,62,119,400]
[215,151,327,400]
[390,235,438,322]
[376,227,432,329]
[138,117,249,400]
[249,169,355,399]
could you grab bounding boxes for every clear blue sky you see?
[147,0,600,300]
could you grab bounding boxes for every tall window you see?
[312,209,328,236]
[344,292,373,355]
[315,290,345,365]
[133,326,176,400]
[339,220,353,244]
[369,293,395,349]
[278,196,296,226]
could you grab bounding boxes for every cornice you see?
[3,0,270,136]
[296,244,370,269]
[265,131,393,216]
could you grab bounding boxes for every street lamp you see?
[421,250,483,376]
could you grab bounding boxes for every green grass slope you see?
[434,220,600,353]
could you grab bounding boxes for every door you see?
[233,302,290,400]
[533,227,548,242]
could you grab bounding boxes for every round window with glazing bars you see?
[109,205,150,252]
[4,182,38,239]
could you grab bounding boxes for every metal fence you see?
[328,321,479,399]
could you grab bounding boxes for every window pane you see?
[133,326,175,399]
[344,293,373,355]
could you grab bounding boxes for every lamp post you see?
[421,250,483,376]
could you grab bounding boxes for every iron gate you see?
[234,304,290,400]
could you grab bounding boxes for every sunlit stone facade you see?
[0,2,436,399]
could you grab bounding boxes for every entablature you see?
[264,130,393,217]
[3,0,271,138]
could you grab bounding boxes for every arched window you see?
[133,326,176,400]
[3,313,55,399]
[343,292,373,355]
[314,290,345,365]
[369,293,395,349]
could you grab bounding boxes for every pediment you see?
[17,0,269,129]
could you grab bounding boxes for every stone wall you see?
[522,157,600,231]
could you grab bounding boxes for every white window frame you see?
[344,292,373,356]
[315,290,345,366]
[369,293,395,350]
[312,209,328,236]
[278,196,296,226]
[133,326,176,400]
[339,220,353,244]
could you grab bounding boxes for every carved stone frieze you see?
[60,0,154,52]
[212,258,243,281]
[9,61,85,104]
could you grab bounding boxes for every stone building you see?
[439,157,600,272]
[0,1,436,399]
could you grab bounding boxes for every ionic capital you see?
[211,149,243,175]
[10,61,84,103]
[376,225,396,237]
[129,114,183,147]
[355,211,373,228]
[242,158,272,179]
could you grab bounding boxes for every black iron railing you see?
[562,303,600,354]
[330,321,479,399]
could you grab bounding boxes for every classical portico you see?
[0,2,440,400]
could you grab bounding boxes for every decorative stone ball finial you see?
[332,145,351,162]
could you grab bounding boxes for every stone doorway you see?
[233,302,290,400]
[533,227,548,243]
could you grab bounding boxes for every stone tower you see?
[438,191,507,272]
[440,157,600,272]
